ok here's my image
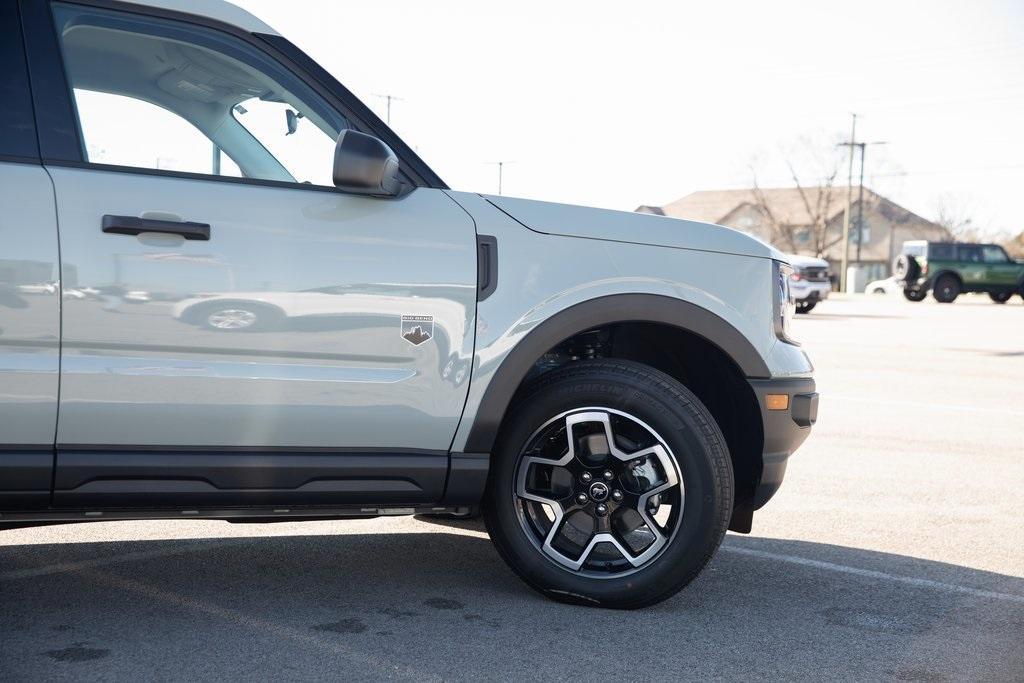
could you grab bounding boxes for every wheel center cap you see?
[588,481,610,502]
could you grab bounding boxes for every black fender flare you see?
[463,293,771,453]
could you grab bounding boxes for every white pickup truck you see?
[786,254,833,313]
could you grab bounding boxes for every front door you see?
[953,244,989,288]
[981,245,1019,287]
[37,1,477,506]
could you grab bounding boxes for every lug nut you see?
[611,490,623,502]
[595,503,608,516]
[580,472,593,483]
[576,493,588,505]
[603,470,614,481]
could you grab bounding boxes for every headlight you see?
[773,261,798,344]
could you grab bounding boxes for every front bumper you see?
[791,280,831,303]
[747,376,817,506]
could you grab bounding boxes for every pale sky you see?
[235,0,1023,236]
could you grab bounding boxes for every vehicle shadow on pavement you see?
[1,526,1021,681]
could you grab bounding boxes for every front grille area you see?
[802,267,830,282]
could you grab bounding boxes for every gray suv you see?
[0,0,817,608]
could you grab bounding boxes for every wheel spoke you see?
[516,457,567,507]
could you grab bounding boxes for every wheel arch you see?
[931,269,964,288]
[466,294,769,452]
[464,294,769,530]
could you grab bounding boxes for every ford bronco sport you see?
[894,240,1024,304]
[0,0,817,608]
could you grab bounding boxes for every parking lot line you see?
[723,545,1024,604]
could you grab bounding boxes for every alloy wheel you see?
[513,408,684,578]
[207,308,257,330]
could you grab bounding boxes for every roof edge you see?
[118,0,280,35]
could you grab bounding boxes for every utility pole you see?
[852,141,887,263]
[486,161,514,195]
[838,114,857,293]
[372,93,404,125]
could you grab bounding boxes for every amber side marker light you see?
[766,394,790,411]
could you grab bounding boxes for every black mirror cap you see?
[332,129,402,197]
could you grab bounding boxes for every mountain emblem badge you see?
[401,315,434,346]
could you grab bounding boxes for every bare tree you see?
[932,195,980,242]
[1003,231,1024,259]
[748,135,844,258]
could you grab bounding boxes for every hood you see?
[785,254,830,269]
[485,195,784,261]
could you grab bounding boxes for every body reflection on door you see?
[53,167,478,450]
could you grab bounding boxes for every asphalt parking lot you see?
[2,293,1022,682]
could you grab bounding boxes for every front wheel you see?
[483,360,733,609]
[989,291,1012,304]
[795,299,817,314]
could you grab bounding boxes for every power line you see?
[867,163,1024,179]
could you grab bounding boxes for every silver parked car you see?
[0,0,816,608]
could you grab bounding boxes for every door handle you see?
[102,214,210,241]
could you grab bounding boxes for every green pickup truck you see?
[893,241,1024,303]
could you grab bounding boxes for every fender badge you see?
[401,315,433,346]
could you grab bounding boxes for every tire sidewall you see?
[484,362,732,608]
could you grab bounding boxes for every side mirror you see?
[332,129,401,197]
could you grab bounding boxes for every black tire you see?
[483,359,733,609]
[933,275,960,303]
[795,300,816,314]
[903,288,927,302]
[893,254,920,282]
[989,291,1012,304]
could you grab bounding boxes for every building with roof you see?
[637,187,950,283]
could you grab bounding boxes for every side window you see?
[73,89,241,176]
[230,98,335,186]
[957,245,982,263]
[981,246,1008,263]
[928,244,954,260]
[52,2,348,186]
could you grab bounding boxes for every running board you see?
[0,504,475,524]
